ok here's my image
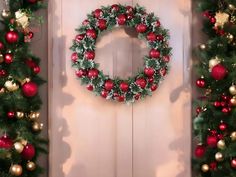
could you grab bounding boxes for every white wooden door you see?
[48,0,192,177]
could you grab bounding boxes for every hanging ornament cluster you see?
[70,4,172,103]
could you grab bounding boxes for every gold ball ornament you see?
[32,122,41,132]
[1,9,11,19]
[0,54,4,63]
[229,85,236,95]
[226,33,234,43]
[26,161,36,171]
[201,164,209,172]
[199,44,206,50]
[215,152,224,162]
[14,142,24,153]
[29,112,40,120]
[217,140,226,149]
[209,57,221,70]
[231,131,236,141]
[230,97,236,106]
[16,112,24,119]
[9,164,23,176]
[4,80,19,92]
[229,4,236,11]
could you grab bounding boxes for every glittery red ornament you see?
[93,9,103,18]
[5,31,19,44]
[22,82,38,97]
[101,90,108,98]
[0,135,13,149]
[147,32,156,41]
[85,51,95,60]
[196,78,206,88]
[71,53,78,62]
[136,78,147,89]
[75,70,86,78]
[98,19,107,30]
[194,145,206,158]
[88,69,99,78]
[104,80,114,91]
[86,84,94,91]
[21,144,35,160]
[117,14,126,25]
[86,29,97,39]
[136,24,147,33]
[144,67,155,77]
[207,135,217,147]
[120,82,129,92]
[219,122,227,131]
[149,49,160,58]
[211,64,227,80]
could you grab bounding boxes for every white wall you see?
[48,0,192,177]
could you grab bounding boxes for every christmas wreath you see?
[70,4,172,103]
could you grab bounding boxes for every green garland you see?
[0,0,47,177]
[193,0,236,176]
[70,4,172,103]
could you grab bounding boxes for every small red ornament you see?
[149,49,160,58]
[120,82,129,92]
[162,56,170,63]
[75,34,85,42]
[118,95,125,102]
[76,70,86,78]
[159,68,167,76]
[134,93,140,100]
[156,20,161,27]
[82,19,89,26]
[217,134,224,140]
[144,67,155,77]
[98,19,107,30]
[25,59,36,68]
[7,111,15,119]
[196,107,202,114]
[21,143,35,160]
[5,31,19,44]
[151,84,158,91]
[85,51,95,60]
[219,122,227,131]
[104,80,114,91]
[101,90,108,98]
[156,35,164,41]
[194,145,205,158]
[221,101,227,107]
[111,4,119,12]
[28,32,34,39]
[33,66,41,74]
[71,53,78,62]
[136,78,147,89]
[207,135,217,147]
[210,130,217,136]
[86,84,94,91]
[211,64,227,80]
[117,14,126,25]
[147,32,157,41]
[221,94,230,101]
[4,53,13,64]
[126,6,133,13]
[210,17,216,24]
[86,29,97,39]
[127,14,134,20]
[136,24,147,33]
[196,78,206,88]
[214,101,221,107]
[88,69,99,78]
[22,82,38,97]
[26,0,38,3]
[0,69,7,77]
[209,162,217,170]
[148,77,154,83]
[0,135,13,149]
[222,107,231,114]
[93,9,103,18]
[231,159,236,169]
[0,41,4,51]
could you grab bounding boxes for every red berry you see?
[33,66,41,74]
[147,32,156,41]
[136,24,147,33]
[127,13,134,20]
[0,69,7,77]
[207,135,217,147]
[94,9,103,18]
[28,32,34,39]
[7,111,15,119]
[162,55,170,63]
[75,69,86,78]
[5,31,19,44]
[111,4,119,12]
[104,80,114,91]
[221,101,226,107]
[156,35,164,41]
[196,78,206,88]
[210,17,216,24]
[151,84,158,91]
[88,69,99,78]
[75,34,85,42]
[120,82,129,92]
[86,29,97,39]
[194,145,205,158]
[82,19,89,26]
[222,107,230,114]
[134,94,140,100]
[71,52,78,62]
[136,78,147,89]
[118,95,125,102]
[101,90,108,98]
[87,84,94,91]
[219,122,227,131]
[98,19,107,30]
[117,14,126,25]
[144,67,155,77]
[4,53,13,64]
[85,51,95,60]
[149,49,160,58]
[159,68,167,76]
[196,107,202,114]
[148,77,154,83]
[126,6,133,13]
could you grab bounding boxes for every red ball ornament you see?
[101,90,108,98]
[136,78,147,89]
[75,34,85,42]
[117,14,126,25]
[71,52,78,62]
[136,24,147,33]
[162,55,170,63]
[28,32,34,39]
[4,53,13,64]
[75,69,86,78]
[82,19,89,26]
[231,159,236,169]
[134,93,140,100]
[0,69,7,77]
[194,145,206,158]
[120,82,129,92]
[104,80,114,91]
[0,135,13,149]
[33,66,41,74]
[207,135,217,147]
[5,31,19,44]
[148,77,154,83]
[156,34,164,41]
[222,107,231,114]
[221,101,227,107]
[7,111,15,119]
[144,67,155,77]
[21,144,35,160]
[93,9,103,18]
[86,84,94,91]
[149,49,160,58]
[210,17,216,24]
[22,82,38,97]
[111,4,119,12]
[85,51,95,60]
[217,134,224,140]
[126,6,133,13]
[209,162,217,170]
[0,41,4,51]
[214,101,221,107]
[147,32,157,41]
[219,122,227,131]
[159,68,167,76]
[196,78,206,88]
[211,64,227,80]
[196,107,202,114]
[25,59,36,68]
[86,29,97,39]
[88,69,99,78]
[156,20,161,27]
[118,95,125,102]
[151,84,158,91]
[98,19,107,30]
[26,0,38,3]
